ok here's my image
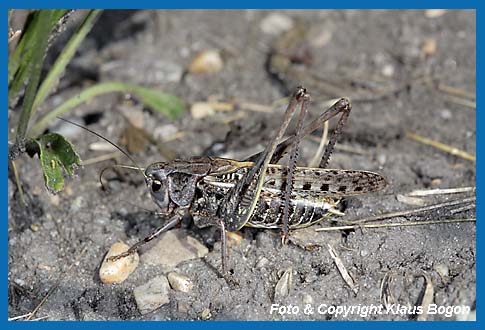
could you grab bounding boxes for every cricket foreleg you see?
[107,213,182,261]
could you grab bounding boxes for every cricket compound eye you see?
[151,180,162,192]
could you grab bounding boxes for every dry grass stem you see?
[406,132,475,162]
[408,186,475,197]
[327,243,358,294]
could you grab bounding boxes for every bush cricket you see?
[62,86,387,282]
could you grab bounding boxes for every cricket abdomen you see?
[246,193,341,229]
[191,180,341,230]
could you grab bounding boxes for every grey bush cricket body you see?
[63,86,387,282]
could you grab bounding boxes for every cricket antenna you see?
[57,117,147,180]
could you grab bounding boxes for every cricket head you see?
[144,162,172,214]
[145,158,211,214]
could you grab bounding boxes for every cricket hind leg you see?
[246,98,352,166]
[281,93,310,244]
[280,98,350,244]
[318,99,351,168]
[245,97,351,243]
[219,87,308,232]
[107,213,182,261]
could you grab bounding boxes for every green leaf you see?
[32,133,82,193]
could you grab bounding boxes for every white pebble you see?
[167,272,193,292]
[425,9,447,18]
[133,275,170,315]
[434,263,449,278]
[382,64,395,77]
[200,308,212,320]
[440,109,452,120]
[302,293,313,305]
[255,257,269,269]
[99,242,139,284]
[309,29,333,48]
[191,102,215,119]
[260,13,294,35]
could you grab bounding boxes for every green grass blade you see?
[30,82,185,137]
[130,85,185,120]
[8,10,68,104]
[8,10,67,92]
[8,11,38,87]
[14,10,53,145]
[32,10,102,114]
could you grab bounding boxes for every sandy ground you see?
[8,10,475,320]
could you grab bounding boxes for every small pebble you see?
[133,275,170,315]
[191,102,215,119]
[422,38,437,58]
[153,124,179,140]
[377,153,387,166]
[167,272,193,292]
[200,308,212,320]
[434,263,449,278]
[226,231,243,247]
[381,64,395,77]
[14,278,26,287]
[142,229,209,270]
[440,109,452,120]
[255,257,269,269]
[50,195,60,206]
[30,223,40,232]
[302,293,313,305]
[425,9,447,18]
[260,13,294,35]
[308,28,333,48]
[99,242,139,284]
[188,50,223,74]
[177,302,190,314]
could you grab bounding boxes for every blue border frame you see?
[2,1,480,9]
[4,0,479,328]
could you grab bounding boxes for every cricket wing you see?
[264,165,388,197]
